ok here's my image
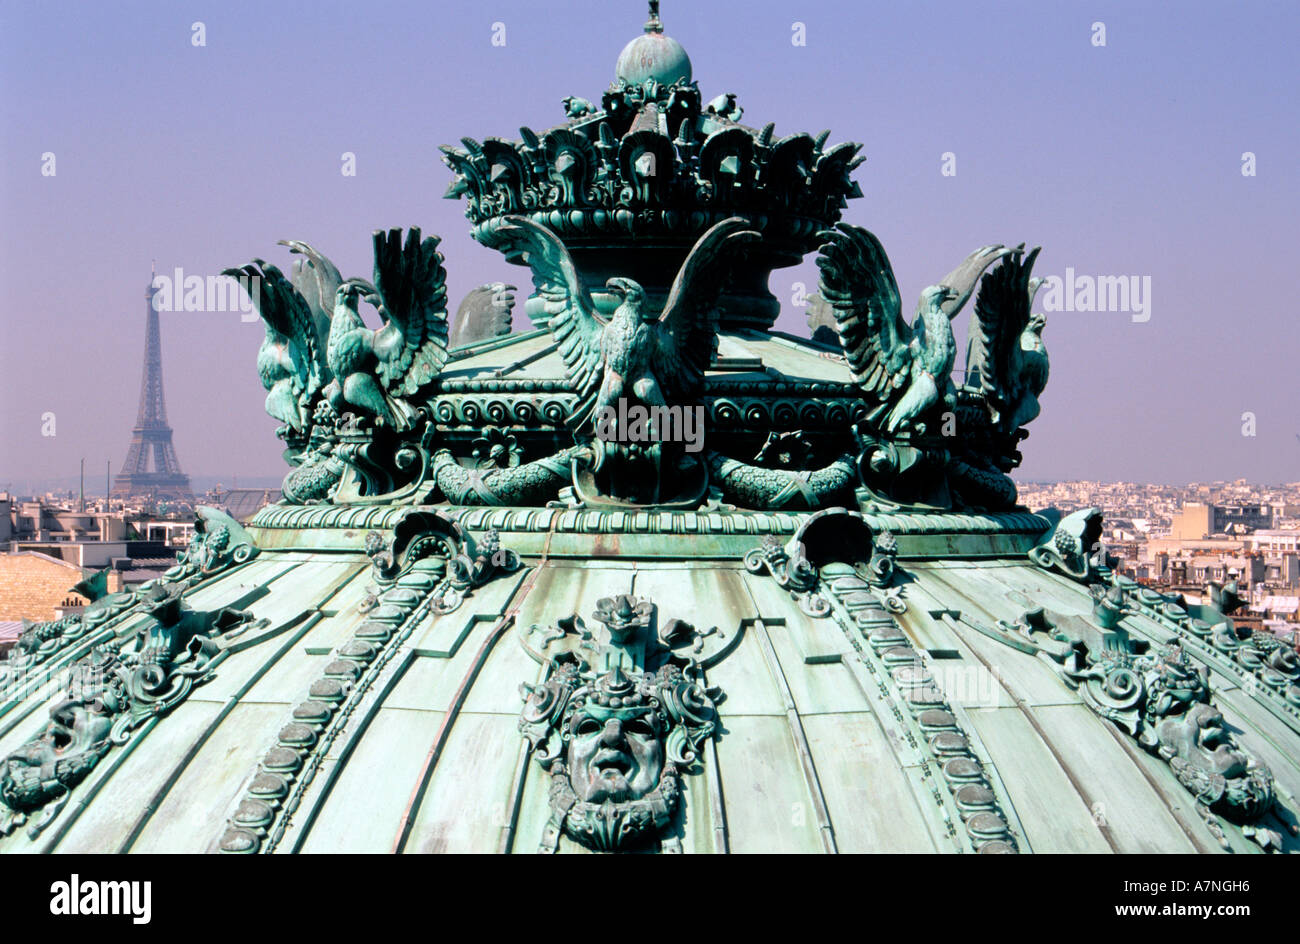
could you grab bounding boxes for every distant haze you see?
[2,0,1296,487]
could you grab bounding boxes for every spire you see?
[112,264,193,503]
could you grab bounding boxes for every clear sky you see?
[1,0,1297,490]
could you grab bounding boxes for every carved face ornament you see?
[519,648,719,852]
[566,673,665,804]
[1,685,118,815]
[1157,702,1248,779]
[40,697,114,762]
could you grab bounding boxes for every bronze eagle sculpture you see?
[324,227,450,431]
[965,245,1049,433]
[816,224,1016,434]
[483,215,759,443]
[222,241,337,438]
[226,227,452,437]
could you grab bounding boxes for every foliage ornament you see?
[431,444,589,506]
[1070,642,1275,833]
[168,506,259,578]
[1027,507,1111,581]
[0,596,133,691]
[743,508,899,615]
[0,583,264,838]
[364,510,520,613]
[0,507,258,693]
[985,602,1284,848]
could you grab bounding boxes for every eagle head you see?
[921,284,959,315]
[333,278,374,323]
[606,277,651,321]
[335,278,368,305]
[1022,312,1047,350]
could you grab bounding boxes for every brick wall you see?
[0,552,90,621]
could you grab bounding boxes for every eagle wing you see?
[482,215,604,419]
[280,239,341,351]
[369,227,451,397]
[966,246,1040,408]
[815,223,910,398]
[450,282,516,347]
[222,258,328,404]
[657,217,759,400]
[936,244,1015,319]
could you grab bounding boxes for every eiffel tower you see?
[111,269,194,503]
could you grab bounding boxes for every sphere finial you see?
[616,0,691,85]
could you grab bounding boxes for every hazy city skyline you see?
[2,0,1297,487]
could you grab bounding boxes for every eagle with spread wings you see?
[226,228,450,437]
[965,246,1048,433]
[816,224,1015,434]
[223,241,338,437]
[483,215,758,440]
[325,227,451,431]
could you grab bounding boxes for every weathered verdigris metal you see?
[1,2,1297,855]
[0,580,268,840]
[518,593,721,852]
[449,282,516,348]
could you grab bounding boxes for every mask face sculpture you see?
[1075,641,1274,823]
[1,688,116,815]
[0,581,262,837]
[520,657,718,852]
[566,677,665,805]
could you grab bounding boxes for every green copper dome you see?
[615,7,691,86]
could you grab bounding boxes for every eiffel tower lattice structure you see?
[111,272,195,503]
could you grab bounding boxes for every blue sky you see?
[1,0,1297,488]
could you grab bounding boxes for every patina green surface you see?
[1,3,1297,854]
